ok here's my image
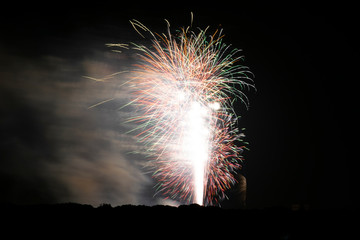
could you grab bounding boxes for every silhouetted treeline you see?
[1,203,357,239]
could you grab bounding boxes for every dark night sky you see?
[0,2,357,208]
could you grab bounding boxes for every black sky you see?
[0,2,357,208]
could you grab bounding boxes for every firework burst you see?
[109,17,254,205]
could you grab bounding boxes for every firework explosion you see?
[110,18,254,205]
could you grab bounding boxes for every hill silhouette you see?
[1,203,356,239]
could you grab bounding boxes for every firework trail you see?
[108,17,254,205]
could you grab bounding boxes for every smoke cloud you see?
[0,42,157,206]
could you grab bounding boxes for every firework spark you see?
[109,17,254,205]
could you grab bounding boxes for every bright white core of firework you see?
[181,101,211,205]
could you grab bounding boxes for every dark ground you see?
[1,203,357,239]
